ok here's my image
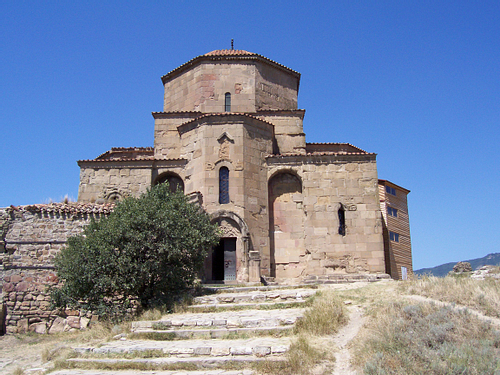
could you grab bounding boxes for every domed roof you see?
[161,49,300,84]
[204,49,255,56]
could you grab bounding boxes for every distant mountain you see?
[414,253,500,277]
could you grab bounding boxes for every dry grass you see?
[352,300,500,374]
[11,367,25,375]
[399,275,500,317]
[137,307,164,321]
[294,290,348,335]
[254,335,331,375]
[256,290,346,374]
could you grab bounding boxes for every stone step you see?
[72,337,290,357]
[64,356,278,371]
[193,289,317,305]
[202,284,314,294]
[51,370,256,375]
[187,300,307,311]
[302,273,392,284]
[130,325,293,340]
[132,308,303,331]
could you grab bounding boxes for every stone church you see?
[77,49,413,284]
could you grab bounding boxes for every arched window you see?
[338,205,346,236]
[224,92,231,112]
[219,167,229,204]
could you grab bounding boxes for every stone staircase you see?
[50,286,318,375]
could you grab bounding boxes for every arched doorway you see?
[204,212,251,283]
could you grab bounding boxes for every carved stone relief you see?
[218,218,240,238]
[218,137,230,160]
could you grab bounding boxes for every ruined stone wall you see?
[0,206,108,334]
[267,154,385,283]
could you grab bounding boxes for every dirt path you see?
[0,335,47,374]
[330,304,365,375]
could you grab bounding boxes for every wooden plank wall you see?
[378,181,413,280]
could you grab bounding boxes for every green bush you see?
[51,184,220,319]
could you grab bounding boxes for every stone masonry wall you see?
[163,62,258,113]
[267,154,385,283]
[78,163,153,202]
[0,205,110,334]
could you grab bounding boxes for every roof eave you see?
[161,54,300,85]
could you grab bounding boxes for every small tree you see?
[52,184,220,319]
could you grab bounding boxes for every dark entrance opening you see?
[212,238,237,281]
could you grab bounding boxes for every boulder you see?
[452,261,472,273]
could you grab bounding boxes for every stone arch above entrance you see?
[210,210,250,237]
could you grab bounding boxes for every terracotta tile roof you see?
[152,111,202,116]
[78,156,187,163]
[78,147,187,163]
[256,109,306,119]
[267,150,376,158]
[161,50,300,84]
[78,156,156,163]
[177,112,275,129]
[109,147,153,151]
[17,202,115,215]
[256,109,306,113]
[306,143,368,154]
[204,49,254,56]
[92,147,153,160]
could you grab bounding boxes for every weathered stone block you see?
[17,319,28,333]
[48,317,66,334]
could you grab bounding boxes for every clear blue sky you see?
[1,1,499,269]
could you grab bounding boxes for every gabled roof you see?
[161,50,300,84]
[305,143,368,154]
[77,147,186,164]
[93,147,154,161]
[177,112,275,135]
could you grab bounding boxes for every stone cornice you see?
[266,152,377,165]
[78,158,188,169]
[177,113,274,137]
